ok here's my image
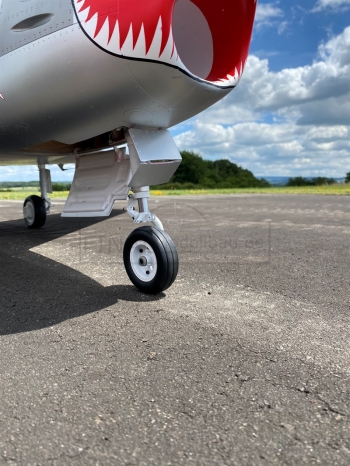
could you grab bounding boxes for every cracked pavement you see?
[0,195,349,465]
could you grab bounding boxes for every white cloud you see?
[277,21,289,35]
[174,27,350,176]
[313,0,350,11]
[0,165,75,182]
[254,4,290,37]
[255,3,284,24]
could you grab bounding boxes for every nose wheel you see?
[123,226,178,294]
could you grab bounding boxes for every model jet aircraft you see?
[0,0,257,293]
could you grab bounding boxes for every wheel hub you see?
[23,202,35,225]
[130,240,157,282]
[138,256,148,266]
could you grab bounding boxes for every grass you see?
[0,190,71,200]
[150,185,350,196]
[0,185,349,201]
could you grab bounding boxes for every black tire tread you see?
[151,227,178,290]
[24,195,46,229]
[123,226,179,294]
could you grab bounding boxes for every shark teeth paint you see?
[74,0,180,68]
[73,0,257,88]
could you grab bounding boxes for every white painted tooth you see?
[107,19,121,53]
[159,29,174,62]
[159,29,188,71]
[211,70,241,87]
[133,24,146,57]
[121,23,134,56]
[94,14,110,46]
[76,3,90,24]
[146,17,163,60]
[83,11,98,38]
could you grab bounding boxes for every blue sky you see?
[1,0,350,181]
[172,0,350,178]
[252,0,350,71]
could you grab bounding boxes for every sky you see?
[172,0,350,178]
[1,0,350,181]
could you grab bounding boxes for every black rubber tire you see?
[123,226,179,294]
[23,195,47,229]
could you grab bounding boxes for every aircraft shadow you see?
[0,210,164,336]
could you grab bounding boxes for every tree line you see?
[1,159,349,190]
[286,176,337,187]
[155,151,270,189]
[287,173,350,186]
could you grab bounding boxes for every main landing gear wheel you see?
[123,226,179,294]
[23,195,46,229]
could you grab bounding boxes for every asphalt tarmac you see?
[0,195,349,465]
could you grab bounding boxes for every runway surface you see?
[0,195,349,465]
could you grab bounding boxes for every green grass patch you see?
[0,191,71,200]
[150,185,350,196]
[0,184,349,201]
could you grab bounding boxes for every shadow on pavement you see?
[0,210,164,336]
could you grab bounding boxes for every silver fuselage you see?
[0,0,236,164]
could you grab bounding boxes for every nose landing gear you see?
[124,187,178,294]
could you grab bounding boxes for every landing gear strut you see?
[60,128,181,294]
[23,165,52,228]
[124,186,179,294]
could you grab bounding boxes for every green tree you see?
[312,177,336,186]
[346,172,350,183]
[158,151,270,189]
[287,177,312,187]
[171,151,207,185]
[287,176,336,187]
[52,182,71,192]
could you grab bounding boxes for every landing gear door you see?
[127,129,182,188]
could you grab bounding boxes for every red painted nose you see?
[76,0,256,85]
[76,0,174,53]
